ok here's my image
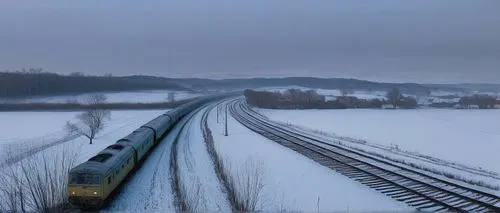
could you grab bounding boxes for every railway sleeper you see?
[408,199,433,207]
[377,185,399,191]
[363,180,388,187]
[447,199,470,207]
[395,194,421,202]
[391,192,416,199]
[410,184,432,192]
[464,204,486,212]
[355,176,379,182]
[381,188,406,194]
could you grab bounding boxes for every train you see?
[67,95,226,208]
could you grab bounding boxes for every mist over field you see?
[1,0,499,83]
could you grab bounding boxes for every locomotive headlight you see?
[72,191,75,195]
[93,191,98,195]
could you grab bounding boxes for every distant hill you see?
[2,70,482,99]
[172,77,447,96]
[0,71,187,98]
[425,83,500,93]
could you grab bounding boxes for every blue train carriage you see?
[164,108,180,124]
[68,144,135,208]
[142,115,172,142]
[117,127,155,161]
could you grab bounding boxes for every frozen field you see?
[209,104,411,212]
[259,108,500,175]
[0,110,166,163]
[0,90,202,104]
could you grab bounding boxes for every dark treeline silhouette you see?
[0,69,186,98]
[244,89,384,109]
[0,99,193,111]
[178,77,435,96]
[385,88,418,109]
[458,94,498,109]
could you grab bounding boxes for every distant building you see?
[382,104,396,109]
[495,100,500,109]
[469,104,480,109]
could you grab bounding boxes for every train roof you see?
[70,144,134,175]
[142,115,171,130]
[116,127,154,149]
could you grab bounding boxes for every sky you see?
[0,0,499,83]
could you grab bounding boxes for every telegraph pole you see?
[224,104,228,136]
[216,104,219,123]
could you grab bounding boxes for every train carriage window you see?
[72,174,100,184]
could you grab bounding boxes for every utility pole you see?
[216,104,219,123]
[224,104,228,136]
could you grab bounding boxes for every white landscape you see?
[1,89,499,212]
[0,90,201,104]
[259,108,500,176]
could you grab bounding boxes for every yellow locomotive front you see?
[68,172,104,208]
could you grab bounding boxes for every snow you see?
[0,90,201,104]
[259,109,500,177]
[0,110,165,164]
[209,103,412,212]
[175,105,231,212]
[0,111,79,144]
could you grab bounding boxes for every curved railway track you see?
[228,99,500,212]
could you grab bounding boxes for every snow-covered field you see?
[0,90,201,104]
[259,108,500,177]
[209,103,411,212]
[0,110,166,164]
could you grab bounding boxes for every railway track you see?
[228,99,500,212]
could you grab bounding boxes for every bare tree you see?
[339,87,354,97]
[0,143,79,212]
[86,93,107,105]
[224,157,266,211]
[386,88,403,107]
[66,94,110,144]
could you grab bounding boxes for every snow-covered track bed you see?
[229,99,500,212]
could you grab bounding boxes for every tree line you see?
[458,94,498,109]
[0,69,185,98]
[244,88,419,109]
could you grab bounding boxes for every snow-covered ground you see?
[175,105,231,212]
[209,103,412,212]
[0,110,165,164]
[0,90,202,104]
[259,108,500,177]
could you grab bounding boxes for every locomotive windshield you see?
[69,174,101,185]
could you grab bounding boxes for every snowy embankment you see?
[209,103,411,212]
[0,90,201,104]
[259,108,500,190]
[174,105,231,212]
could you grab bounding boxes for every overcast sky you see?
[0,0,499,83]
